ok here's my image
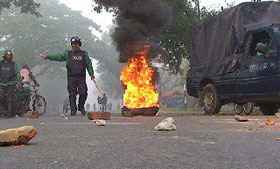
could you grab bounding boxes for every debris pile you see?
[265,119,276,125]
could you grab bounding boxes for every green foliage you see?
[154,0,218,74]
[0,0,101,70]
[0,0,41,16]
[0,0,116,106]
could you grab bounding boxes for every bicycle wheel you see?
[32,95,47,115]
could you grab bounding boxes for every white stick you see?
[93,80,104,95]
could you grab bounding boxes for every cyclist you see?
[20,64,39,87]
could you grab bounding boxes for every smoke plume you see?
[94,0,173,63]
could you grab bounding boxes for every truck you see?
[187,1,280,115]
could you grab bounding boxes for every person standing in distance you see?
[0,50,22,118]
[42,37,95,116]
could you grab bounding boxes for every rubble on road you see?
[265,119,276,125]
[93,120,106,126]
[155,117,176,131]
[88,112,111,120]
[234,115,249,122]
[28,111,39,119]
[0,126,37,146]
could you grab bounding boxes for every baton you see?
[93,80,104,95]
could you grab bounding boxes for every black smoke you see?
[94,0,172,63]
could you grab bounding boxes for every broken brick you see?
[265,119,276,125]
[28,111,39,119]
[88,112,111,120]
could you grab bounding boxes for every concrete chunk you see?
[155,117,176,131]
[0,126,37,146]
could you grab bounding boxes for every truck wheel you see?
[244,102,254,115]
[201,84,221,115]
[260,104,279,116]
[234,104,244,115]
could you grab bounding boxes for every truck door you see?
[236,30,280,98]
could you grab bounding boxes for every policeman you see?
[0,50,21,118]
[42,37,95,116]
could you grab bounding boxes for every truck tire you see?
[244,102,254,115]
[234,104,244,115]
[201,84,221,115]
[260,104,279,116]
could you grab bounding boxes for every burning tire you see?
[122,106,159,117]
[260,104,279,116]
[201,84,221,115]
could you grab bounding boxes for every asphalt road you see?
[1,111,280,169]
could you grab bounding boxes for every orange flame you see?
[120,46,159,109]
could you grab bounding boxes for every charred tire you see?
[200,84,221,115]
[260,104,279,116]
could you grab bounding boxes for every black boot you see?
[69,93,77,116]
[78,93,88,115]
[79,108,87,116]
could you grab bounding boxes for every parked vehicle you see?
[187,2,280,115]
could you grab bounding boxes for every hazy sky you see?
[59,0,113,32]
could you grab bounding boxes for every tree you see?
[0,0,113,110]
[0,0,41,16]
[153,0,218,74]
[0,0,103,69]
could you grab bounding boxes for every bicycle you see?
[28,84,47,115]
[0,84,46,117]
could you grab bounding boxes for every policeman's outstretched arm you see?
[42,51,68,62]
